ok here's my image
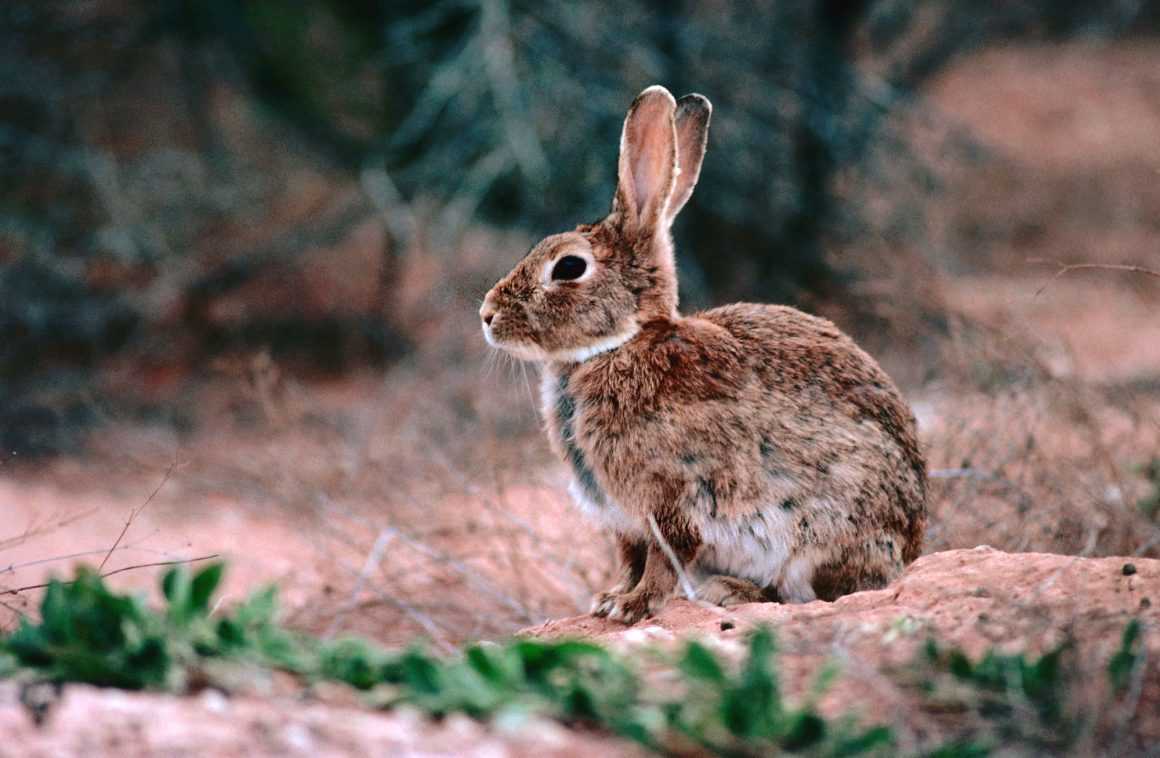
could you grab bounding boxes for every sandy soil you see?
[0,684,641,757]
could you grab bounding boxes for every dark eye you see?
[551,255,587,281]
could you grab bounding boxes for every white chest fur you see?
[692,509,795,587]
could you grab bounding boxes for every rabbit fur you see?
[480,85,926,623]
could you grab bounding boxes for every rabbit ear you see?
[666,94,711,222]
[614,85,678,236]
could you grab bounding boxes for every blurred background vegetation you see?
[3,0,1160,455]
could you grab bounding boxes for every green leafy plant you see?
[1107,618,1143,694]
[1,563,892,756]
[3,563,323,689]
[3,567,171,689]
[1137,458,1160,520]
[663,630,892,755]
[378,641,646,733]
[915,638,1077,752]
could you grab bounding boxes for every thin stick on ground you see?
[4,541,191,576]
[0,507,100,551]
[324,528,397,639]
[330,554,458,655]
[1028,258,1160,298]
[1,554,220,596]
[98,456,179,573]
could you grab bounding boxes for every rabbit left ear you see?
[666,94,712,223]
[614,85,678,236]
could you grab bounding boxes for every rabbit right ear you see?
[613,85,678,237]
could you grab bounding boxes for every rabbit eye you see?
[551,255,587,281]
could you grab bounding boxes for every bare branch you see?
[98,456,180,573]
[1,554,220,596]
[324,528,397,639]
[0,507,99,551]
[1028,258,1160,298]
[3,541,182,576]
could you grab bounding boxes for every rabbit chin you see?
[484,334,550,362]
[487,324,640,364]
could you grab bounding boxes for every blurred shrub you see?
[2,0,1160,452]
[178,0,1160,302]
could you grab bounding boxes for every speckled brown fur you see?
[480,86,926,623]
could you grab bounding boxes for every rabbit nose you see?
[480,303,496,326]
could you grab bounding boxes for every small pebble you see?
[621,625,671,644]
[1123,563,1137,576]
[280,723,314,753]
[199,689,229,714]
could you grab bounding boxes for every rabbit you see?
[480,85,926,624]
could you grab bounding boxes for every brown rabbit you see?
[480,85,926,623]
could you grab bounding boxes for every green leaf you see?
[807,660,839,705]
[948,649,974,680]
[680,642,726,682]
[392,649,444,696]
[1108,618,1142,693]
[466,645,506,686]
[161,566,185,605]
[162,566,193,625]
[189,563,225,615]
[927,741,992,758]
[319,638,385,690]
[234,585,279,627]
[781,711,827,751]
[833,724,895,755]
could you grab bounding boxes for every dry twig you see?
[1,554,220,596]
[0,507,100,551]
[1028,257,1160,297]
[98,457,179,573]
[324,528,397,639]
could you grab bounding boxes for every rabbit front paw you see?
[589,589,621,617]
[589,580,635,616]
[591,589,657,624]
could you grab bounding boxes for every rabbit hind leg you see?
[697,574,778,607]
[810,538,905,602]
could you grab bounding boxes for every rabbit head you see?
[481,85,711,363]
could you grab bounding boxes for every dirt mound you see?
[526,547,1156,653]
[526,547,1160,753]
